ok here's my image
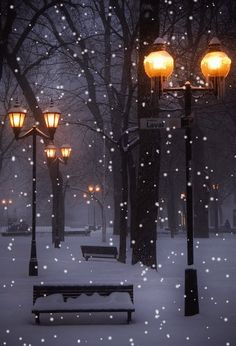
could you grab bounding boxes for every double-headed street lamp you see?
[1,199,13,228]
[212,183,220,232]
[143,37,231,316]
[88,184,101,231]
[8,99,61,276]
[45,143,72,248]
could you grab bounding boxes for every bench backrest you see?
[33,284,134,304]
[81,245,118,256]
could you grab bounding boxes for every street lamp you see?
[1,199,13,229]
[88,184,101,231]
[144,37,231,316]
[212,183,219,231]
[45,143,72,248]
[180,193,186,231]
[8,98,60,276]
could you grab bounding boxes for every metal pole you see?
[184,82,199,316]
[93,195,96,231]
[54,159,60,248]
[184,82,194,266]
[29,128,38,276]
[214,187,219,231]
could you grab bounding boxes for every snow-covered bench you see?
[81,245,118,261]
[32,284,134,324]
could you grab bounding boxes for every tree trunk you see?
[111,150,123,235]
[118,148,128,263]
[128,151,137,248]
[132,0,160,268]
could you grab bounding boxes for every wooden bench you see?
[32,284,135,324]
[81,245,118,261]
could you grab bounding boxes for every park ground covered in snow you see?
[0,228,235,346]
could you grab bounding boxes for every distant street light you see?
[88,184,101,231]
[45,143,72,248]
[144,37,231,316]
[1,199,13,229]
[180,193,186,231]
[8,98,60,276]
[212,184,220,231]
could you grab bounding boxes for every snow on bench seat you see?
[32,284,135,324]
[33,292,134,311]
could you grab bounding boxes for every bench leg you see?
[127,311,132,324]
[35,313,40,324]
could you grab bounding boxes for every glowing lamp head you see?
[8,99,27,138]
[144,38,174,79]
[201,38,231,98]
[60,144,72,163]
[95,185,101,192]
[43,99,61,139]
[201,38,231,78]
[88,185,94,193]
[45,144,57,161]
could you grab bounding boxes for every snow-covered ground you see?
[0,228,235,346]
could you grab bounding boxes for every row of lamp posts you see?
[143,37,231,315]
[7,99,71,276]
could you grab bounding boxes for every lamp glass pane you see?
[9,112,25,128]
[45,146,57,158]
[44,112,60,128]
[144,50,174,78]
[201,51,231,78]
[61,145,72,158]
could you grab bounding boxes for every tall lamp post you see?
[212,183,219,231]
[1,199,13,229]
[144,37,231,315]
[180,193,186,231]
[45,143,72,248]
[8,99,61,276]
[88,184,101,231]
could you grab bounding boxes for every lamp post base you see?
[184,268,199,316]
[29,259,38,276]
[54,238,60,248]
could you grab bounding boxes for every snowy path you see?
[0,229,235,346]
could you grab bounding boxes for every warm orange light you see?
[1,199,12,205]
[8,100,26,137]
[60,144,72,159]
[201,51,231,78]
[45,144,57,159]
[95,185,101,192]
[144,38,174,79]
[88,185,94,193]
[43,99,61,139]
[44,112,60,128]
[200,38,231,99]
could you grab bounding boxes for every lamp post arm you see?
[16,126,51,140]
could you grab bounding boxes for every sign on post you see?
[140,117,182,130]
